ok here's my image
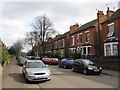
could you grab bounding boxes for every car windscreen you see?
[82,60,94,65]
[26,62,45,68]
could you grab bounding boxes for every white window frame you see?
[85,31,89,42]
[72,35,74,46]
[55,41,57,48]
[62,39,64,47]
[108,22,114,26]
[107,22,114,37]
[81,46,92,55]
[104,42,118,56]
[79,33,82,44]
[77,34,79,44]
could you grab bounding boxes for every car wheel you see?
[63,65,67,69]
[97,73,100,75]
[24,75,29,83]
[58,65,61,68]
[72,67,76,72]
[83,69,87,75]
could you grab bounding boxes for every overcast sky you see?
[0,0,119,52]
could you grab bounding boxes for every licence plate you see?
[94,70,99,72]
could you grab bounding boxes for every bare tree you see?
[25,31,36,48]
[9,40,23,56]
[31,15,55,55]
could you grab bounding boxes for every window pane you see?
[107,24,114,37]
[106,45,111,56]
[79,34,82,43]
[88,47,91,54]
[86,32,89,42]
[83,47,86,54]
[113,44,118,55]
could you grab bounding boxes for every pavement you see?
[102,69,119,78]
[0,64,2,90]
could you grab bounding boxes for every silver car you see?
[22,60,51,83]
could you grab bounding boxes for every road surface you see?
[2,57,118,88]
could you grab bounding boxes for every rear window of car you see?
[52,58,58,61]
[42,58,49,60]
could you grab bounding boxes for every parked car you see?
[42,58,50,64]
[24,56,35,60]
[34,56,41,60]
[18,57,28,66]
[22,60,51,83]
[72,59,102,75]
[48,58,60,65]
[58,58,74,69]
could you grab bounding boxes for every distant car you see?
[34,56,41,60]
[25,56,35,60]
[18,57,28,66]
[72,59,102,75]
[42,58,50,64]
[48,58,60,65]
[22,60,51,83]
[58,58,74,69]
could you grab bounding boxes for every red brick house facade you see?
[45,8,119,58]
[53,32,70,57]
[101,8,120,56]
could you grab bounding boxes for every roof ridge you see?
[102,8,120,23]
[70,19,98,35]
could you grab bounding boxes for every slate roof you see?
[70,19,98,35]
[102,9,120,23]
[54,31,70,41]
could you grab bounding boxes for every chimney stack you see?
[106,7,114,18]
[70,23,79,33]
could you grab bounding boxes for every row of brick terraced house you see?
[45,7,120,58]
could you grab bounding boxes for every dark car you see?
[58,58,74,69]
[72,59,102,75]
[48,58,60,65]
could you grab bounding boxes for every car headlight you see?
[100,67,102,69]
[88,67,94,70]
[47,71,51,75]
[27,72,33,75]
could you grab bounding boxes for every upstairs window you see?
[86,31,89,42]
[62,39,64,47]
[79,33,82,44]
[77,34,79,44]
[107,23,114,38]
[72,36,74,45]
[55,41,57,48]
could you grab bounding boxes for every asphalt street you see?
[2,58,118,88]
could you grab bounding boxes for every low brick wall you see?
[91,59,119,71]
